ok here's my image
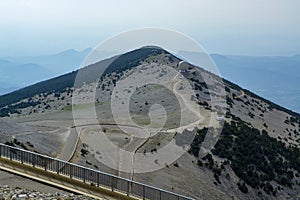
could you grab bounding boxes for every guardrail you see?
[0,143,194,200]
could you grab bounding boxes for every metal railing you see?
[0,143,194,200]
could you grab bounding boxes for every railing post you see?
[21,151,24,164]
[70,165,73,179]
[56,161,60,174]
[111,177,114,192]
[143,185,145,200]
[160,190,162,200]
[44,159,47,171]
[32,154,36,167]
[0,146,2,157]
[97,172,100,187]
[83,168,86,183]
[9,150,12,160]
[127,181,130,196]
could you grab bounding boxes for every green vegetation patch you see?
[189,116,300,195]
[212,119,300,195]
[63,102,104,111]
[0,101,40,117]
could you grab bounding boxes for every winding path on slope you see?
[57,123,144,162]
[129,73,204,181]
[58,72,204,183]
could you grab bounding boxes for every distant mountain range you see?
[212,54,300,113]
[0,48,91,95]
[0,59,54,94]
[1,49,299,113]
[4,48,92,74]
[179,50,300,113]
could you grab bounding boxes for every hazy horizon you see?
[0,0,299,57]
[1,47,300,59]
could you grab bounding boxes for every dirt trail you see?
[129,73,204,180]
[59,72,204,182]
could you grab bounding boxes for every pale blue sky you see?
[0,0,299,56]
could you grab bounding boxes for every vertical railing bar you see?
[20,150,22,163]
[9,149,12,160]
[32,154,35,167]
[127,180,130,196]
[70,164,73,179]
[97,172,100,187]
[44,158,47,171]
[143,185,145,200]
[83,167,85,182]
[160,190,162,200]
[56,161,60,174]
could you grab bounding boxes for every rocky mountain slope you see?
[0,47,299,200]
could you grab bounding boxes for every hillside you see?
[0,47,300,199]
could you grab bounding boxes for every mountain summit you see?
[0,47,300,199]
